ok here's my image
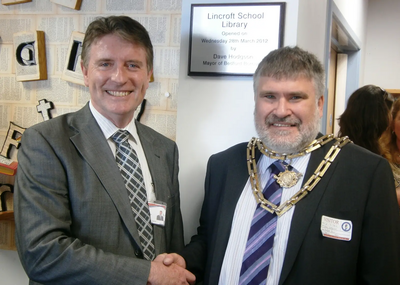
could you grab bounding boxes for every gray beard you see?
[255,110,321,153]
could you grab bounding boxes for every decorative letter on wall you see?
[0,122,25,159]
[36,99,54,121]
[13,30,47,82]
[1,0,32,5]
[62,31,85,86]
[0,184,13,211]
[50,0,82,10]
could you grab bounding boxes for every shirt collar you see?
[259,154,310,174]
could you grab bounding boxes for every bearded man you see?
[164,46,400,285]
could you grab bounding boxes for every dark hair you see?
[383,89,395,110]
[338,85,390,154]
[81,16,153,71]
[381,98,400,163]
[253,46,325,99]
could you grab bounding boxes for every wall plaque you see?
[189,3,285,76]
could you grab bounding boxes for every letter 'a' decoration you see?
[62,31,85,86]
[13,30,47,82]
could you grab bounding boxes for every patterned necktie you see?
[239,160,286,285]
[111,130,155,260]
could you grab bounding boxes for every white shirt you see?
[219,153,311,285]
[89,101,156,202]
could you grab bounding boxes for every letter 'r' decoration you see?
[62,31,85,86]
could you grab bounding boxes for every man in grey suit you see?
[14,16,195,285]
[164,46,400,284]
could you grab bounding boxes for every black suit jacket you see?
[181,139,400,285]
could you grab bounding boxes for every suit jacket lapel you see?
[208,147,262,282]
[68,105,142,249]
[279,139,339,284]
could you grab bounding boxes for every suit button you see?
[134,249,142,258]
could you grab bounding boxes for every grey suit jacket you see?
[14,104,184,284]
[181,138,400,284]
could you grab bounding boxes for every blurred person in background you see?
[338,85,393,155]
[381,97,400,207]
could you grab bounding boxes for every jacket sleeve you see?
[357,158,400,284]
[166,142,185,253]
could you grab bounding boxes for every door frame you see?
[322,0,361,134]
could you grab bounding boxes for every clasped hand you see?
[147,253,196,285]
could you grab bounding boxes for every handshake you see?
[147,253,196,285]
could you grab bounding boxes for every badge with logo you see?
[320,215,352,241]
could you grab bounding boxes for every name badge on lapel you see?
[320,215,352,241]
[149,201,166,226]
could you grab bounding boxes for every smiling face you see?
[81,33,152,128]
[254,76,324,153]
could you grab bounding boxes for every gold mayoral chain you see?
[273,160,302,189]
[247,134,352,217]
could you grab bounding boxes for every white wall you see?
[334,0,369,86]
[363,0,400,88]
[334,0,368,44]
[0,249,28,284]
[297,0,329,62]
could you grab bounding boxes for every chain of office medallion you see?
[247,135,352,217]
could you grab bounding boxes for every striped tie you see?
[112,130,155,260]
[239,160,285,285]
